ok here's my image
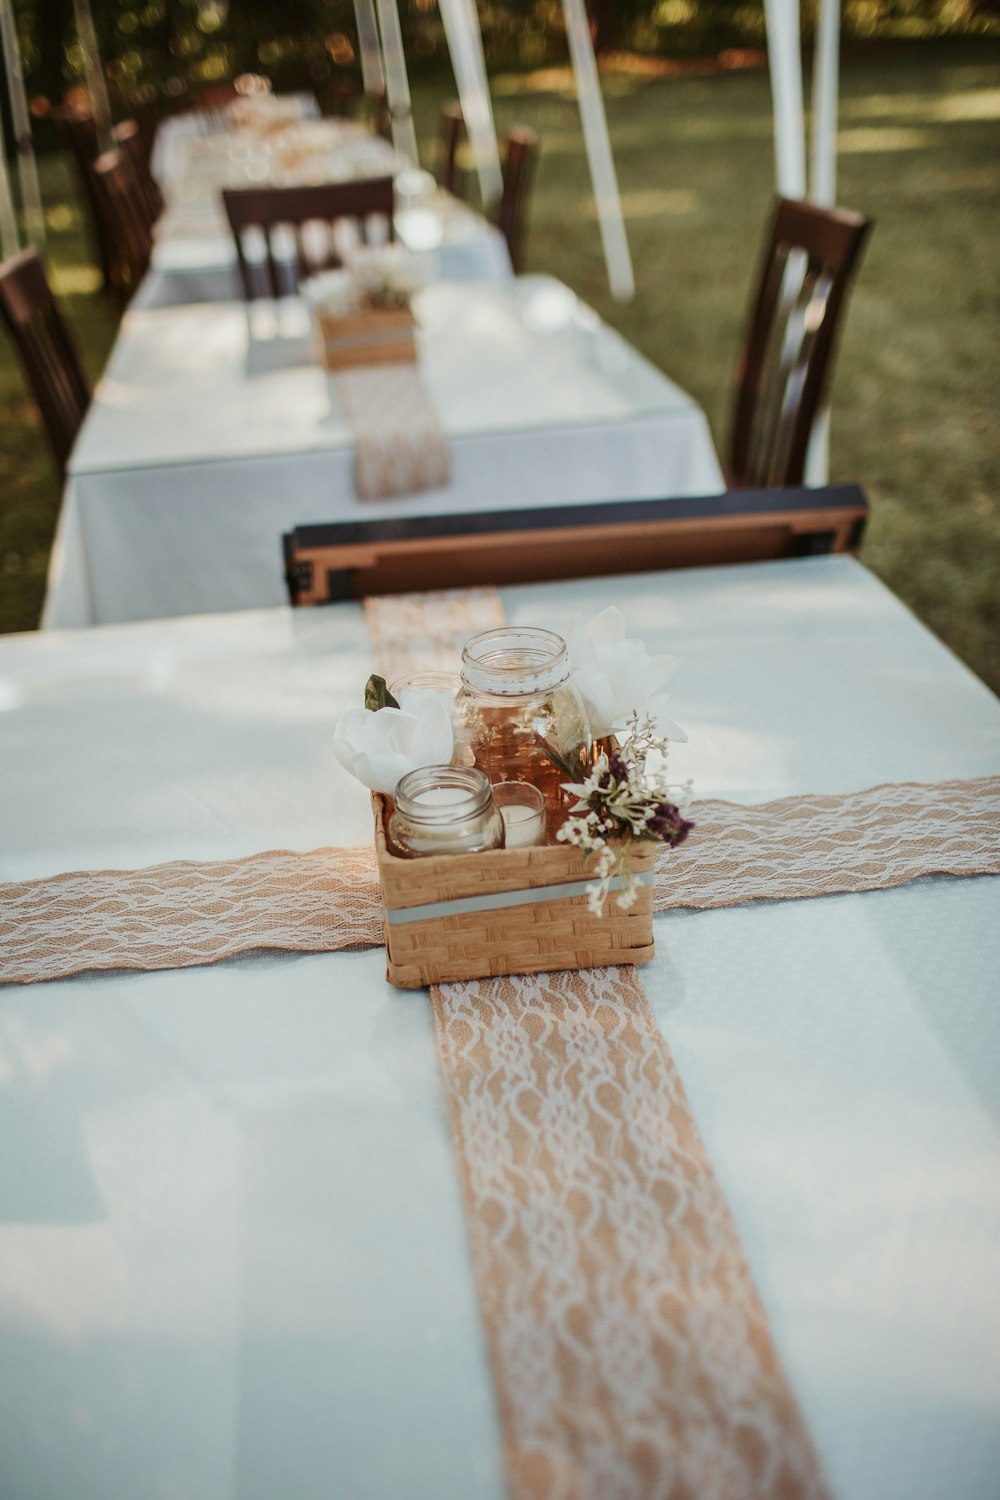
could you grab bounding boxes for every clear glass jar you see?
[453,628,591,839]
[388,671,461,702]
[386,765,505,859]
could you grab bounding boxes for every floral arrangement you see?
[332,610,695,914]
[557,710,694,915]
[302,246,427,321]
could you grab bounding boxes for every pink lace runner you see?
[432,967,829,1500]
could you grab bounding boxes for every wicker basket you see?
[316,306,416,370]
[373,793,655,989]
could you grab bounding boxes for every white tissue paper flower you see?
[333,693,453,796]
[561,605,686,741]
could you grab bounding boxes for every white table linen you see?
[137,195,513,309]
[43,277,724,628]
[148,94,321,188]
[2,556,1000,1499]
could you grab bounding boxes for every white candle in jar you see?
[494,787,546,848]
[412,787,468,809]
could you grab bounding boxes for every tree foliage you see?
[9,0,995,114]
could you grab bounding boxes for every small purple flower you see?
[608,752,630,785]
[648,801,695,846]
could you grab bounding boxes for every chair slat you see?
[730,197,872,489]
[222,179,396,300]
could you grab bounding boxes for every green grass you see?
[2,40,998,695]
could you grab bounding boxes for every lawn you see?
[1,40,998,693]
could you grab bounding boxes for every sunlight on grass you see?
[604,188,700,219]
[45,204,77,232]
[843,87,1000,123]
[50,264,103,296]
[837,125,935,152]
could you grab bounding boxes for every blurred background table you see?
[43,276,724,628]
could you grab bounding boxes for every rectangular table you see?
[3,556,999,1499]
[142,109,513,307]
[43,276,724,628]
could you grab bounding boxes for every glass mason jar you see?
[453,628,591,838]
[386,765,505,859]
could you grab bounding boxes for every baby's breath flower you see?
[557,715,695,915]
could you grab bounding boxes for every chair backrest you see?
[439,101,465,198]
[222,178,395,300]
[730,197,872,489]
[496,127,538,275]
[0,249,90,474]
[91,148,154,298]
[112,118,164,236]
[282,484,869,604]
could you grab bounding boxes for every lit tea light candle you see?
[492,783,546,849]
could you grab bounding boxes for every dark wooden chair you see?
[0,249,90,475]
[435,112,538,273]
[729,197,872,489]
[497,127,538,274]
[112,119,164,236]
[91,149,154,299]
[222,178,395,300]
[439,101,465,198]
[282,484,869,604]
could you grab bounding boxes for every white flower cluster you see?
[302,246,428,321]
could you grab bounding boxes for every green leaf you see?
[364,674,400,712]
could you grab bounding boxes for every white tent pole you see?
[810,0,839,206]
[373,0,420,166]
[353,0,386,96]
[437,0,503,207]
[560,0,634,300]
[0,0,45,248]
[0,98,20,258]
[805,0,841,483]
[763,0,806,198]
[72,0,112,144]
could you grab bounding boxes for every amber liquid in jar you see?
[454,628,591,840]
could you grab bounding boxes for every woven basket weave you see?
[373,794,655,990]
[316,307,416,370]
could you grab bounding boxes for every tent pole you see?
[353,0,386,96]
[72,0,113,147]
[560,0,634,300]
[0,0,45,248]
[437,0,502,208]
[805,0,841,483]
[810,0,839,207]
[373,0,420,166]
[0,97,19,258]
[763,0,806,198]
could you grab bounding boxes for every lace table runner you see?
[334,363,450,500]
[5,585,1000,1500]
[3,778,996,987]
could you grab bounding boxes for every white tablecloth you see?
[138,196,513,309]
[2,556,1000,1499]
[148,94,322,188]
[142,114,512,308]
[43,277,724,628]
